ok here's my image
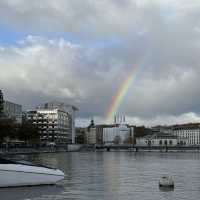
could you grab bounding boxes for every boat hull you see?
[0,164,64,187]
[159,176,174,188]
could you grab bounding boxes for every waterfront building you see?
[3,100,22,123]
[26,102,78,145]
[127,125,135,144]
[86,127,96,144]
[152,125,172,134]
[136,132,187,147]
[103,124,131,145]
[172,123,200,145]
[75,127,87,144]
[85,119,96,144]
[84,123,135,145]
[36,102,78,144]
[0,90,22,123]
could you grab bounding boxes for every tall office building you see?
[3,101,22,123]
[0,90,22,123]
[26,102,78,144]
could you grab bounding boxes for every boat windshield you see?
[0,157,17,164]
[0,157,55,169]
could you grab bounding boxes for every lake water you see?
[1,151,200,200]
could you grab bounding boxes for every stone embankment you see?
[0,144,83,155]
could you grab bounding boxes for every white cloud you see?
[126,112,200,127]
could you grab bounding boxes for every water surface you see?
[1,152,200,200]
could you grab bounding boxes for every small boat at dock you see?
[0,157,65,187]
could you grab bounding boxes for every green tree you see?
[17,121,40,145]
[0,119,17,144]
[0,90,4,118]
[133,126,152,144]
[76,134,85,144]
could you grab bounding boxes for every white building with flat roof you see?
[26,102,78,144]
[26,108,72,144]
[36,102,78,144]
[103,124,131,145]
[3,100,22,123]
[0,90,22,123]
[136,133,187,147]
[172,123,200,146]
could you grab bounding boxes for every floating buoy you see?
[159,176,174,188]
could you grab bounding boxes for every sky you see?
[1,0,200,127]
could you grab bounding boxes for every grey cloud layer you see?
[1,0,200,124]
[1,0,199,36]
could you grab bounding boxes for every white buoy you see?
[159,176,174,188]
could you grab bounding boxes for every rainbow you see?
[106,66,139,123]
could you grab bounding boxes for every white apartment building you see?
[103,124,131,145]
[86,127,96,144]
[3,100,22,123]
[172,123,200,146]
[136,133,187,147]
[36,102,78,144]
[26,105,76,145]
[0,90,22,123]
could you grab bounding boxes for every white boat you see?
[0,158,65,187]
[159,176,174,188]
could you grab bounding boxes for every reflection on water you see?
[0,185,64,200]
[159,187,175,192]
[1,152,200,200]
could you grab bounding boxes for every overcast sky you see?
[1,0,200,126]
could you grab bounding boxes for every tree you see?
[133,126,152,144]
[0,118,18,144]
[0,90,4,118]
[17,121,40,145]
[76,134,85,144]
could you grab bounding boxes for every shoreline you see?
[1,145,200,155]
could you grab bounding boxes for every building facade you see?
[86,127,96,144]
[172,123,200,146]
[103,124,131,145]
[26,102,78,145]
[83,123,135,145]
[26,108,72,145]
[136,133,187,147]
[3,100,22,123]
[36,102,78,144]
[0,90,22,123]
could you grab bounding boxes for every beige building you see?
[86,127,96,144]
